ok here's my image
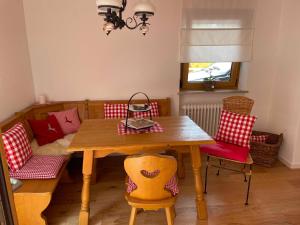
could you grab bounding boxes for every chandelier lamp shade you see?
[96,0,155,35]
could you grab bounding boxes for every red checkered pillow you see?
[215,110,256,148]
[104,103,127,119]
[133,102,160,118]
[250,135,269,143]
[2,123,33,172]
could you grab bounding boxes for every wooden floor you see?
[45,155,300,225]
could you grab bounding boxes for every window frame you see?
[180,62,241,91]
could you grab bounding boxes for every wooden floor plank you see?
[45,156,300,225]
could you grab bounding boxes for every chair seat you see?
[200,141,250,163]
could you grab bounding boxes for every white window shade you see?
[180,0,257,62]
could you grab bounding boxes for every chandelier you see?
[96,0,156,36]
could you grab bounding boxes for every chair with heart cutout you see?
[124,154,178,225]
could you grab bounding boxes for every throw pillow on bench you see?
[2,122,66,179]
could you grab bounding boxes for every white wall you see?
[268,0,300,168]
[0,0,35,121]
[245,0,282,130]
[22,0,181,114]
[180,0,283,131]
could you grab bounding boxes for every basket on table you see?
[250,131,283,167]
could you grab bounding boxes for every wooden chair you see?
[202,96,255,205]
[124,154,177,225]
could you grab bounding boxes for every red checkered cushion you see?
[126,175,179,196]
[104,103,127,119]
[2,123,33,172]
[250,135,269,143]
[215,110,256,148]
[133,102,160,118]
[9,155,66,179]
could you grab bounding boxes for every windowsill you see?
[178,89,248,95]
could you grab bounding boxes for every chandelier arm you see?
[125,16,150,30]
[120,0,127,13]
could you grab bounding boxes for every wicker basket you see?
[250,131,283,167]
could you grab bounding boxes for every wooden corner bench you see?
[0,98,172,225]
[0,105,75,225]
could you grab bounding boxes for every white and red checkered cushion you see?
[9,155,66,179]
[2,123,33,172]
[133,102,160,118]
[215,110,256,148]
[126,175,179,196]
[250,135,269,143]
[104,103,127,119]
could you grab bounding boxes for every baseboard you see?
[278,155,300,169]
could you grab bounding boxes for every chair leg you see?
[129,207,137,225]
[245,165,253,205]
[165,207,174,225]
[171,205,176,220]
[216,159,222,176]
[243,164,247,182]
[204,155,209,194]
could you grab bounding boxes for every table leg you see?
[79,151,94,225]
[190,145,207,220]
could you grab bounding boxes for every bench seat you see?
[31,134,75,156]
[13,157,69,225]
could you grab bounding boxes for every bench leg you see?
[61,168,74,183]
[14,193,51,225]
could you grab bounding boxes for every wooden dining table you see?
[68,116,215,225]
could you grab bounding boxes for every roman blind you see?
[180,0,257,62]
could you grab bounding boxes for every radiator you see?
[182,103,223,136]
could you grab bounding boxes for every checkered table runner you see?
[118,122,164,135]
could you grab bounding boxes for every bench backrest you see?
[88,98,171,119]
[0,98,171,142]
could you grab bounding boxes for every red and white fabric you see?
[2,123,33,172]
[126,175,179,196]
[133,102,160,118]
[9,155,66,179]
[118,122,164,135]
[250,135,269,143]
[215,110,256,148]
[104,103,128,119]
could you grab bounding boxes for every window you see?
[180,62,241,91]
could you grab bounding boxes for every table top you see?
[68,116,214,152]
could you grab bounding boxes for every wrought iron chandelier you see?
[96,0,155,35]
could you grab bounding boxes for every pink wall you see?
[23,0,181,114]
[0,0,35,121]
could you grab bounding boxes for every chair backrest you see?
[124,154,177,200]
[223,96,254,115]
